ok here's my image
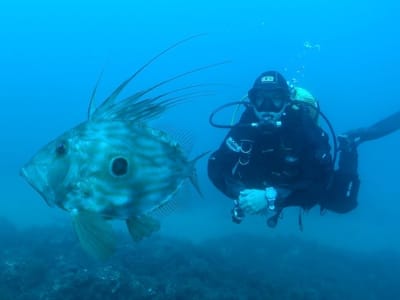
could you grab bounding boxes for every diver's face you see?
[252,90,287,113]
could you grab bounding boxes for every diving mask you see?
[250,89,288,113]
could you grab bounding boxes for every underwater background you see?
[1,0,399,299]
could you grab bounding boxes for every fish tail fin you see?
[188,151,210,198]
[72,211,116,260]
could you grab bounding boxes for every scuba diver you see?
[207,70,400,228]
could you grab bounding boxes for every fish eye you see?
[55,142,67,156]
[110,157,128,177]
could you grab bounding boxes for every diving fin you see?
[345,110,400,146]
[72,211,116,260]
[126,215,161,242]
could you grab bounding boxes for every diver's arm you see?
[208,126,249,199]
[208,110,261,199]
[275,156,331,210]
[276,158,332,210]
[278,151,359,214]
[208,149,246,199]
[289,135,360,213]
[276,123,333,209]
[286,108,332,190]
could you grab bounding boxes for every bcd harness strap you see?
[225,137,254,175]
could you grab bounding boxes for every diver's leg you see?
[329,110,399,213]
[322,146,360,213]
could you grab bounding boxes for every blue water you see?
[1,0,399,299]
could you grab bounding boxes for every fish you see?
[20,35,219,259]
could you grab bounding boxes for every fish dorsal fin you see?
[92,61,225,122]
[160,126,194,155]
[72,211,116,260]
[90,34,206,119]
[87,68,105,119]
[95,83,209,122]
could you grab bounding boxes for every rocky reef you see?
[0,216,398,300]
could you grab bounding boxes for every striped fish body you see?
[22,119,190,220]
[20,35,217,259]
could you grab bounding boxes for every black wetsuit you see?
[208,105,360,216]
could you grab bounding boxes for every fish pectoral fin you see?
[126,215,160,242]
[72,211,116,260]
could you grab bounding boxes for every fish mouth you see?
[20,164,55,207]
